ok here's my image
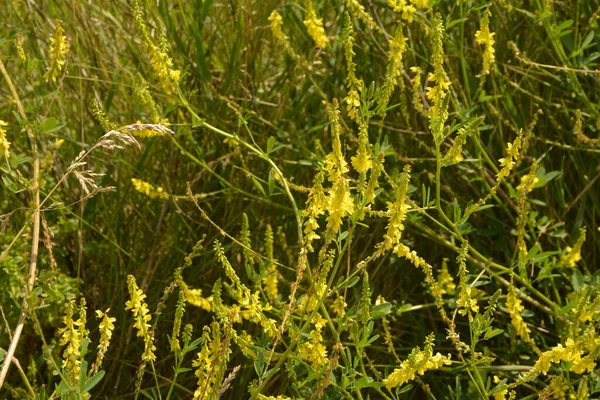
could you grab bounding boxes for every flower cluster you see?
[44,20,69,83]
[506,285,538,352]
[378,165,411,255]
[58,297,85,382]
[324,100,353,238]
[427,14,450,144]
[0,120,10,158]
[303,2,328,49]
[131,178,169,200]
[125,274,156,362]
[384,334,451,388]
[475,9,496,76]
[302,172,328,252]
[561,227,586,268]
[92,309,116,374]
[455,245,479,318]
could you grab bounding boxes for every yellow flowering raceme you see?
[125,274,157,362]
[303,2,328,49]
[58,298,84,382]
[44,20,69,83]
[0,120,10,158]
[92,309,116,374]
[384,334,451,388]
[561,227,586,268]
[506,285,538,352]
[131,178,170,200]
[475,9,496,76]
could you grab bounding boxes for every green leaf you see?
[352,376,385,389]
[83,371,105,392]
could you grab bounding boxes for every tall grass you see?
[1,0,599,398]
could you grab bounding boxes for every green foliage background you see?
[1,0,599,398]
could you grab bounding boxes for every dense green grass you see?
[1,0,600,398]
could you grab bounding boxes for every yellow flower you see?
[561,227,586,268]
[125,275,156,362]
[435,259,456,296]
[303,2,328,49]
[324,100,353,237]
[268,11,287,41]
[298,328,329,369]
[475,9,496,76]
[44,20,69,83]
[378,165,411,254]
[131,178,170,200]
[179,280,213,311]
[58,297,83,382]
[0,120,11,158]
[303,172,328,251]
[384,334,451,388]
[92,309,116,374]
[506,285,538,352]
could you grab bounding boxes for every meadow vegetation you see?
[1,0,600,398]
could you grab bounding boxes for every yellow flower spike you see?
[324,99,353,237]
[44,20,69,83]
[561,227,586,268]
[506,285,539,353]
[131,178,170,200]
[125,274,157,362]
[58,297,83,383]
[384,334,451,388]
[303,1,328,49]
[0,120,11,158]
[268,10,287,41]
[475,8,496,76]
[378,165,411,255]
[92,309,116,374]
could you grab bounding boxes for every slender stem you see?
[0,58,41,391]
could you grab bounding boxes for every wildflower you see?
[351,124,372,175]
[456,245,479,318]
[378,165,411,254]
[91,99,116,131]
[427,14,450,144]
[345,0,377,31]
[475,9,496,76]
[262,225,279,301]
[534,338,582,375]
[44,20,69,83]
[493,376,508,400]
[411,0,429,8]
[332,295,347,317]
[516,167,539,193]
[410,66,424,114]
[133,76,161,123]
[324,100,353,237]
[132,1,180,95]
[389,0,416,23]
[268,10,287,41]
[58,297,83,382]
[298,319,329,369]
[120,123,174,138]
[131,178,170,200]
[0,120,11,158]
[125,274,156,362]
[435,259,456,296]
[192,322,231,399]
[303,2,328,49]
[441,118,482,167]
[302,172,328,252]
[561,227,586,268]
[384,334,451,388]
[497,131,523,180]
[15,34,26,63]
[92,309,116,374]
[178,280,212,311]
[506,285,538,352]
